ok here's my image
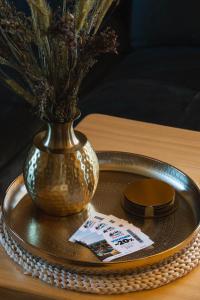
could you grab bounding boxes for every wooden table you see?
[1,114,200,300]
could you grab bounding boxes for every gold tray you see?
[2,151,200,274]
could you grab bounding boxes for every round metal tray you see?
[2,151,200,274]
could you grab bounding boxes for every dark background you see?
[1,0,200,196]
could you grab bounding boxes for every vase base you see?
[34,203,88,217]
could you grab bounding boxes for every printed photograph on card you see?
[87,239,121,261]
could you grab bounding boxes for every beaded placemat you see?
[1,213,200,295]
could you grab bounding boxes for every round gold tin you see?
[123,179,176,218]
[2,151,200,274]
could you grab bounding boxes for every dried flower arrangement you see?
[0,0,118,123]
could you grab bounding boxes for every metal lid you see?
[123,179,177,218]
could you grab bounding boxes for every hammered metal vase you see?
[23,119,99,216]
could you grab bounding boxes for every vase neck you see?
[43,121,79,150]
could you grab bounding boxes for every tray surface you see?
[3,151,200,273]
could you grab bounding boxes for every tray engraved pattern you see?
[2,151,200,274]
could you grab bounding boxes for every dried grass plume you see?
[0,0,118,122]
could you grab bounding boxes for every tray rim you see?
[2,150,200,273]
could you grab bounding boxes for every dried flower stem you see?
[94,0,114,34]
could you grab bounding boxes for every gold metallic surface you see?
[123,179,176,218]
[23,121,99,216]
[3,151,200,274]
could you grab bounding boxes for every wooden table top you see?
[1,114,200,300]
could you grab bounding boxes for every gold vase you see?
[23,118,99,216]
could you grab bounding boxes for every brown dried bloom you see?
[85,27,118,56]
[49,12,76,48]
